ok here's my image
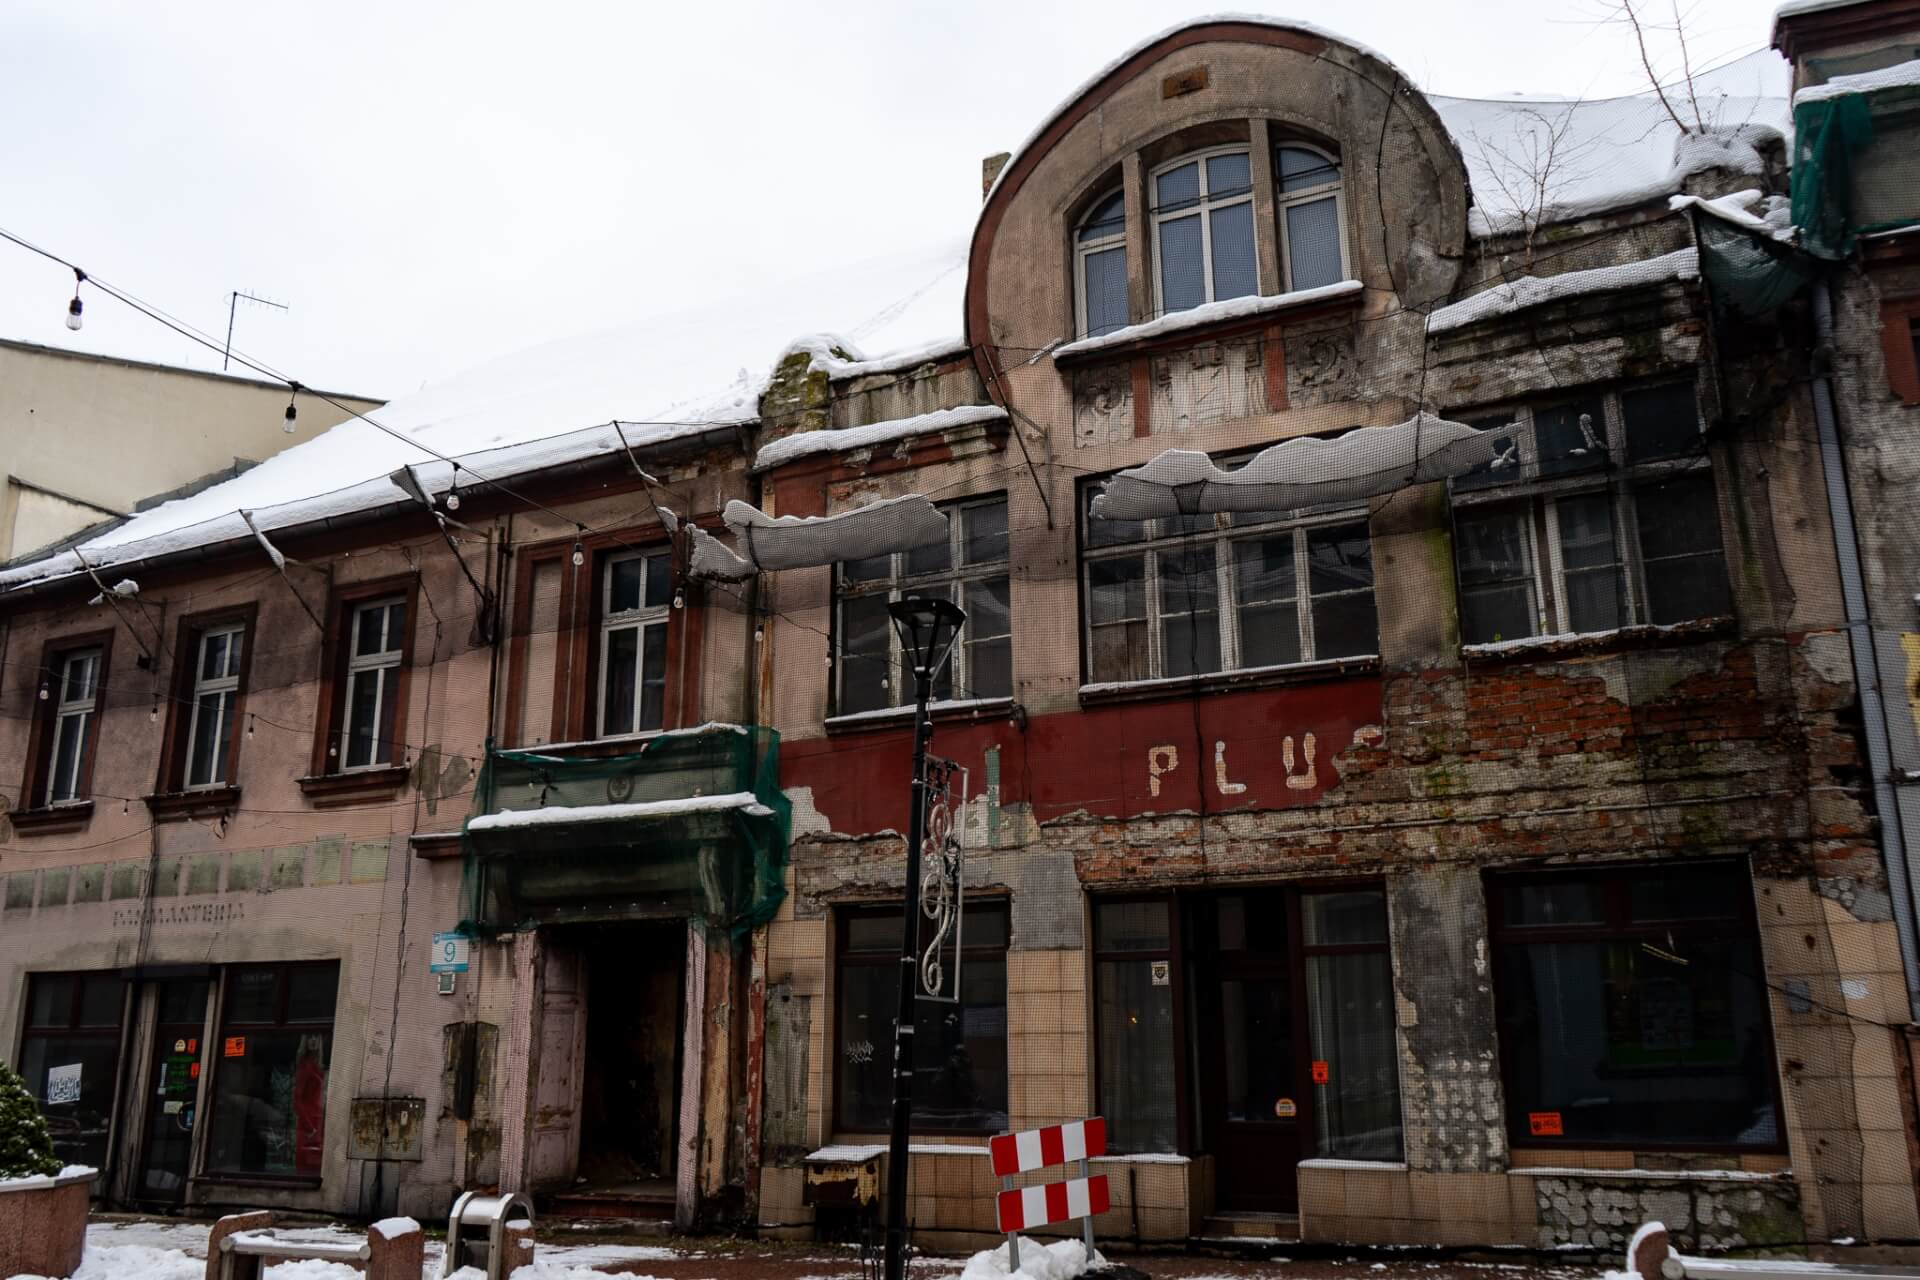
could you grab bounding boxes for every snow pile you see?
[754,405,1009,471]
[1090,413,1498,518]
[959,1235,1105,1280]
[0,1163,95,1189]
[1427,247,1699,333]
[368,1216,419,1241]
[819,335,971,381]
[1669,189,1796,242]
[1,237,966,594]
[1795,56,1920,104]
[717,495,949,572]
[1054,281,1362,357]
[9,1242,209,1280]
[447,1266,664,1280]
[8,1242,358,1280]
[467,792,772,831]
[1670,123,1776,181]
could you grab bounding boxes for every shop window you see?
[1301,890,1402,1160]
[1450,380,1732,645]
[1081,481,1377,684]
[1094,900,1181,1153]
[835,902,1008,1133]
[205,962,340,1178]
[1076,189,1130,338]
[835,497,1011,716]
[598,548,674,737]
[17,971,126,1169]
[1274,143,1348,291]
[1489,862,1781,1149]
[1152,147,1258,315]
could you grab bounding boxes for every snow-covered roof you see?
[752,405,1009,472]
[1794,56,1920,104]
[1431,51,1791,235]
[2,27,1795,602]
[1,238,966,593]
[1426,247,1700,334]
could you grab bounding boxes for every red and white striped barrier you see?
[987,1117,1110,1266]
[996,1173,1111,1233]
[989,1117,1106,1176]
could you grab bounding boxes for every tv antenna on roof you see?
[224,290,288,370]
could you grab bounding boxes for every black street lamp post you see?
[882,596,966,1280]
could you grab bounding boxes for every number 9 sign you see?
[430,931,470,974]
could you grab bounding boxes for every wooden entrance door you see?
[1192,891,1308,1212]
[527,942,588,1192]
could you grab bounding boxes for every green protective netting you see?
[1792,93,1875,259]
[457,723,790,941]
[1695,211,1820,318]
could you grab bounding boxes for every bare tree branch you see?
[1615,0,1693,134]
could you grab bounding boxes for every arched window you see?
[1274,143,1348,292]
[1151,147,1258,316]
[1075,190,1129,339]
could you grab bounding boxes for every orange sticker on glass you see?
[187,1038,198,1054]
[1528,1111,1564,1136]
[223,1036,246,1058]
[1310,1060,1330,1084]
[189,1062,200,1079]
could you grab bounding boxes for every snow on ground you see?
[67,1219,689,1280]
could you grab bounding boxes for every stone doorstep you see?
[1199,1210,1303,1240]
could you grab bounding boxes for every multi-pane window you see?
[185,625,244,789]
[18,971,126,1169]
[599,549,673,737]
[1274,144,1347,292]
[340,599,405,770]
[44,647,102,805]
[1490,862,1780,1149]
[206,963,340,1177]
[836,497,1011,715]
[1076,189,1129,339]
[1081,484,1378,685]
[1094,900,1180,1153]
[1451,381,1732,645]
[1301,890,1402,1161]
[836,902,1009,1133]
[1153,147,1258,315]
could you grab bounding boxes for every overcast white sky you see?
[0,0,1780,400]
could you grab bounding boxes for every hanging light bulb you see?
[65,269,85,331]
[149,697,159,722]
[37,681,49,701]
[283,383,300,434]
[444,465,462,511]
[672,589,685,610]
[571,539,585,567]
[246,715,255,740]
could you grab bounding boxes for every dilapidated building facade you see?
[2,5,1919,1258]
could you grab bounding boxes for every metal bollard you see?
[441,1190,535,1280]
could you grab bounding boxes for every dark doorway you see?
[1189,891,1307,1212]
[136,979,210,1204]
[573,922,685,1197]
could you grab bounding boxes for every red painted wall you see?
[781,677,1384,836]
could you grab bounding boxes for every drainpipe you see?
[1810,278,1920,1024]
